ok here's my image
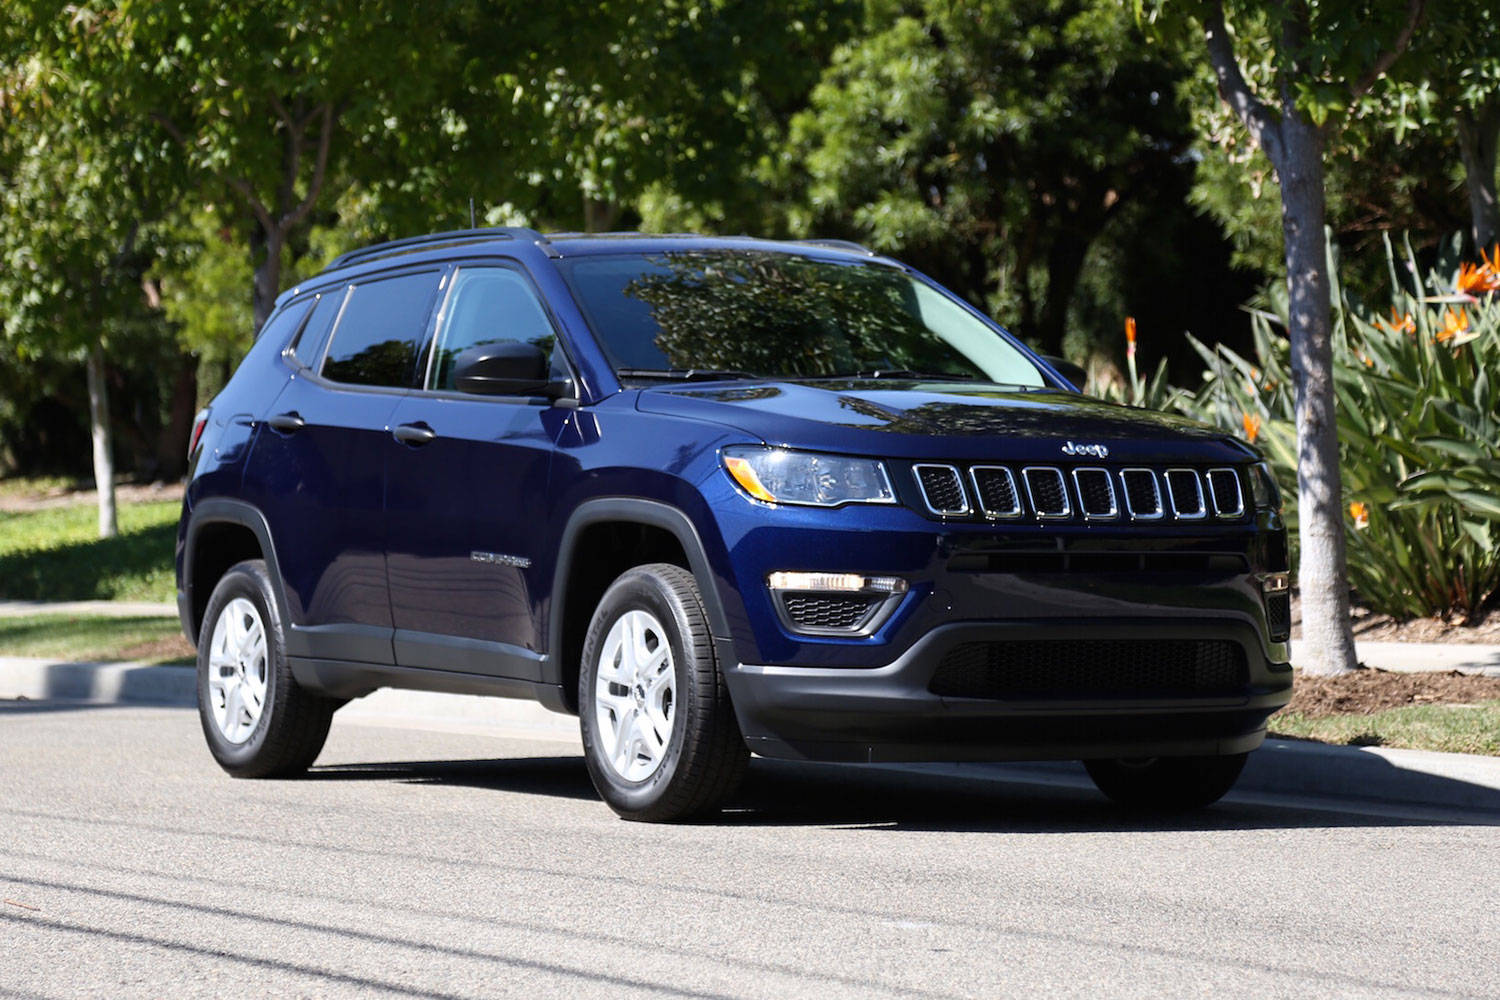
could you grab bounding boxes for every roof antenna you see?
[468,197,476,229]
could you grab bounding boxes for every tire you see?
[579,563,749,822]
[196,559,336,778]
[1084,753,1248,811]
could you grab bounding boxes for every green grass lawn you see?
[1271,702,1500,756]
[0,613,193,664]
[0,500,179,602]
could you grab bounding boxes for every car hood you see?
[634,379,1253,464]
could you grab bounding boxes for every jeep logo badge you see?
[1061,441,1109,459]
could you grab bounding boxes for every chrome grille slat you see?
[1022,467,1071,519]
[1164,469,1206,520]
[1119,468,1163,520]
[913,464,969,515]
[970,465,1022,519]
[1071,467,1118,519]
[1206,468,1245,518]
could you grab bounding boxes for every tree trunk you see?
[1456,102,1500,256]
[1036,231,1093,358]
[84,344,118,539]
[1273,114,1358,677]
[155,350,198,481]
[251,223,284,333]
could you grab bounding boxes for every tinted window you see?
[427,267,560,391]
[321,271,439,387]
[256,297,313,350]
[287,289,347,369]
[561,251,1045,387]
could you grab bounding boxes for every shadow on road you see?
[305,753,1495,832]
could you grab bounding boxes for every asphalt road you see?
[2,703,1498,999]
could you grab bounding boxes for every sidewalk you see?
[5,654,1499,816]
[0,600,178,618]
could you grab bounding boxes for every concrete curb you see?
[4,656,1499,815]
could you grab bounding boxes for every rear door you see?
[240,267,441,664]
[383,261,573,680]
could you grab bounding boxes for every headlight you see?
[1249,461,1282,512]
[721,446,895,507]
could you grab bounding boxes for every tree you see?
[1142,0,1424,676]
[774,0,1197,356]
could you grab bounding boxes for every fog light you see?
[1261,572,1290,594]
[766,572,908,637]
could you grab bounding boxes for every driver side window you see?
[426,266,561,391]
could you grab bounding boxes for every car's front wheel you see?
[196,559,336,778]
[1084,753,1248,810]
[579,563,748,821]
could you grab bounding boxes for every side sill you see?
[290,655,569,713]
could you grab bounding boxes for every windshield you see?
[560,250,1046,386]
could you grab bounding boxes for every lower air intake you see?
[781,593,876,631]
[929,639,1249,700]
[1265,592,1292,643]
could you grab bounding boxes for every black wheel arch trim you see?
[180,498,294,645]
[550,497,734,673]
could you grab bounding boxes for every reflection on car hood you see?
[634,379,1252,464]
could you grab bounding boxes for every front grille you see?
[914,464,968,515]
[1023,467,1070,518]
[928,639,1249,700]
[1072,468,1117,518]
[1265,591,1291,642]
[970,466,1021,518]
[1120,469,1163,519]
[781,593,875,631]
[1207,468,1244,517]
[1164,469,1206,519]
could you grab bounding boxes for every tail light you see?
[188,408,210,460]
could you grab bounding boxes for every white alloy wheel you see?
[593,608,677,781]
[207,597,269,744]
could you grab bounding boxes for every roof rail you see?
[326,227,548,271]
[798,238,877,256]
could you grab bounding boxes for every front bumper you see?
[721,618,1291,763]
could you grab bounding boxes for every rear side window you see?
[320,271,440,387]
[287,289,347,369]
[256,297,313,349]
[426,267,560,391]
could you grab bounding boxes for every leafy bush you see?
[1181,236,1500,622]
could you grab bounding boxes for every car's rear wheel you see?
[1084,753,1248,810]
[197,559,336,778]
[579,563,748,821]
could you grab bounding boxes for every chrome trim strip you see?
[1164,468,1207,520]
[968,465,1022,519]
[1070,467,1119,520]
[1118,468,1164,521]
[912,463,970,516]
[1021,466,1072,519]
[1207,467,1246,518]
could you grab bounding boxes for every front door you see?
[383,263,572,680]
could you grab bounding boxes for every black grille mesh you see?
[781,593,875,631]
[972,468,1019,515]
[1265,592,1291,642]
[1074,469,1115,516]
[1025,469,1068,516]
[929,639,1249,700]
[1166,470,1205,517]
[1121,470,1161,517]
[916,466,966,512]
[1207,469,1243,515]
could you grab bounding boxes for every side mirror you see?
[1040,354,1087,390]
[453,342,567,398]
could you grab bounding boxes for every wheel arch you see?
[182,498,292,644]
[550,498,732,713]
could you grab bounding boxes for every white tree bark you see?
[85,344,118,539]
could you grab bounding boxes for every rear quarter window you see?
[320,270,441,388]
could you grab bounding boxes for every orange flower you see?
[1456,260,1500,296]
[1241,412,1261,444]
[1483,244,1500,274]
[1124,316,1137,359]
[1349,501,1369,530]
[1380,309,1415,335]
[1436,307,1470,343]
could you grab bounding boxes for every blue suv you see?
[177,229,1291,821]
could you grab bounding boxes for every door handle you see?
[267,411,305,434]
[393,422,437,446]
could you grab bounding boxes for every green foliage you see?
[1182,235,1500,621]
[0,500,179,602]
[1086,319,1189,410]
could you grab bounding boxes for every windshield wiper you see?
[616,368,761,382]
